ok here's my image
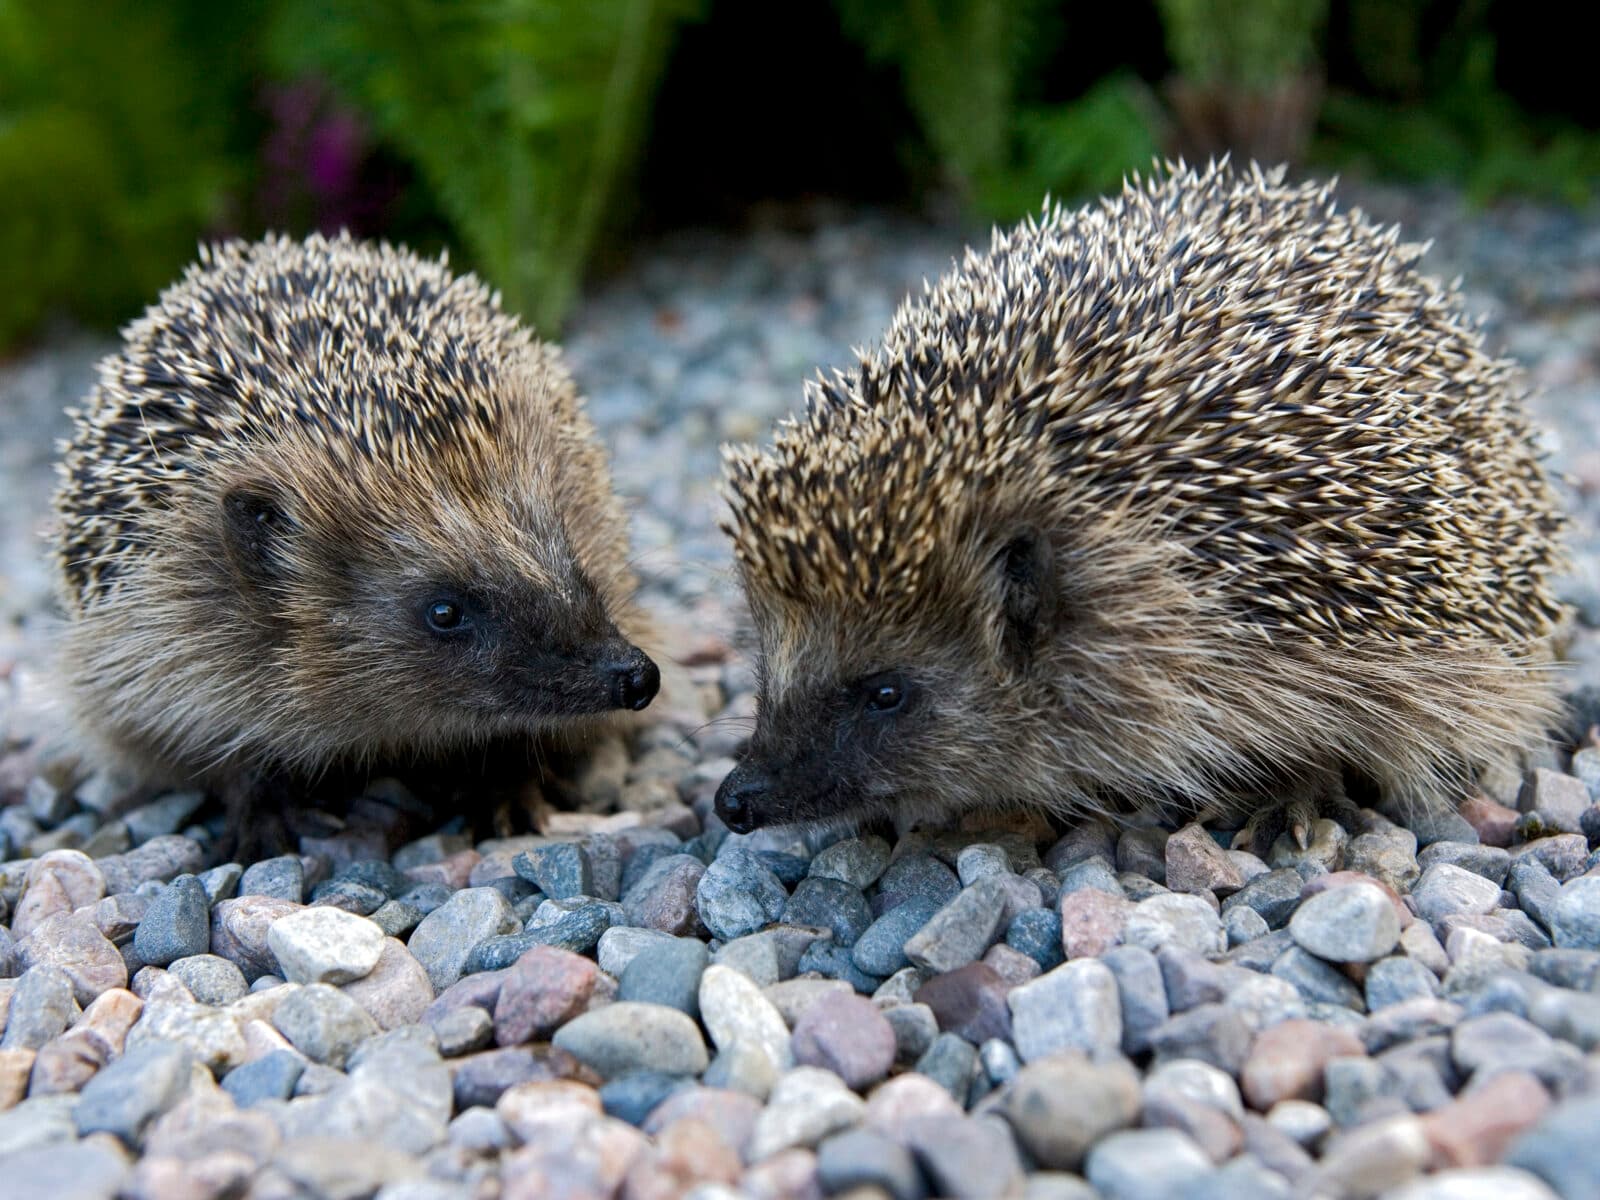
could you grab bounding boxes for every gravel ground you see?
[2,183,1600,1200]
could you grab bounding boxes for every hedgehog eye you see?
[425,600,466,633]
[861,674,907,715]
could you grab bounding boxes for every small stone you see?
[551,1001,709,1079]
[1420,1069,1551,1169]
[1412,863,1503,925]
[1241,1018,1365,1109]
[209,896,301,981]
[790,991,894,1090]
[1123,893,1225,956]
[1387,1167,1562,1200]
[1418,841,1511,885]
[1312,1113,1430,1198]
[699,963,793,1072]
[618,936,708,1018]
[513,843,592,899]
[1086,1128,1212,1200]
[1,1138,129,1200]
[1058,888,1133,959]
[239,856,305,902]
[915,1031,979,1100]
[1549,876,1600,950]
[704,1039,780,1100]
[222,1049,305,1107]
[783,877,873,948]
[1222,870,1304,929]
[266,905,385,985]
[1461,795,1520,848]
[714,931,783,986]
[1520,769,1591,832]
[17,912,128,1005]
[1165,824,1246,895]
[623,854,706,936]
[96,836,205,895]
[1100,946,1168,1056]
[339,937,432,1030]
[1267,1098,1332,1147]
[597,926,674,977]
[883,1003,939,1066]
[1145,1057,1244,1121]
[26,1028,110,1097]
[271,981,380,1067]
[903,877,1008,973]
[696,850,788,941]
[493,945,598,1045]
[913,963,1013,1045]
[407,887,519,992]
[902,1113,1025,1199]
[14,850,105,938]
[1145,1004,1253,1076]
[1008,959,1122,1062]
[1057,855,1123,897]
[748,1067,866,1161]
[1003,1053,1141,1170]
[430,1005,494,1057]
[817,1127,923,1200]
[853,897,941,978]
[1365,956,1440,1010]
[1345,824,1420,893]
[167,955,248,1006]
[811,836,891,889]
[1005,908,1064,971]
[1225,905,1271,946]
[1504,1094,1600,1200]
[73,1040,193,1144]
[1289,882,1401,963]
[1,967,74,1051]
[876,853,961,913]
[1272,945,1365,1010]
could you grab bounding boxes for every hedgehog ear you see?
[995,530,1055,666]
[222,483,293,583]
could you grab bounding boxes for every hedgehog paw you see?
[1231,773,1360,858]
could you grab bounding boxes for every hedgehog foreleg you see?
[218,769,295,862]
[1232,764,1362,857]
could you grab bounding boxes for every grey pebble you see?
[884,1001,940,1065]
[272,981,381,1067]
[916,1031,980,1100]
[73,1039,193,1144]
[1087,1128,1212,1200]
[429,1005,494,1057]
[1102,945,1170,1056]
[1273,945,1366,1010]
[512,842,592,899]
[1009,958,1123,1062]
[407,887,518,992]
[618,935,709,1016]
[0,965,75,1050]
[810,835,891,889]
[783,876,873,947]
[551,1000,709,1079]
[167,953,248,1004]
[1549,875,1600,950]
[222,1048,305,1106]
[904,876,1009,973]
[131,873,211,967]
[1005,907,1065,971]
[853,895,941,977]
[696,849,788,940]
[1222,869,1304,929]
[239,855,305,902]
[1288,883,1401,963]
[1366,956,1441,1009]
[876,852,962,914]
[818,1126,926,1200]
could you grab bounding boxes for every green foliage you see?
[1319,31,1600,205]
[0,0,253,348]
[270,0,704,333]
[1158,0,1327,89]
[835,0,1158,218]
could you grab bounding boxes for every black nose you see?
[714,763,772,834]
[608,649,660,711]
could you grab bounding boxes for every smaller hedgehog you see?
[53,234,658,828]
[716,162,1568,848]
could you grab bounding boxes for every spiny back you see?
[722,162,1566,653]
[56,233,538,607]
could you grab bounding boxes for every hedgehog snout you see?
[602,643,660,711]
[714,760,775,834]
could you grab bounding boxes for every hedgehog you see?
[714,162,1568,850]
[52,232,659,832]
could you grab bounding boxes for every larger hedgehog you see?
[53,233,658,817]
[716,162,1568,846]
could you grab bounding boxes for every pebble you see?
[494,945,598,1045]
[1549,875,1600,950]
[618,936,708,1017]
[623,854,706,935]
[903,877,1009,973]
[1003,1053,1141,1170]
[266,905,386,984]
[239,856,305,902]
[1504,1094,1600,1199]
[597,925,674,977]
[1,966,75,1051]
[1388,1167,1562,1200]
[222,1048,305,1107]
[166,955,248,1005]
[902,1113,1026,1199]
[747,1067,865,1161]
[876,852,961,913]
[512,843,592,899]
[790,990,894,1089]
[783,876,873,947]
[810,835,891,889]
[699,963,794,1072]
[73,1039,193,1144]
[696,850,788,940]
[916,1031,980,1100]
[1123,893,1225,956]
[16,911,127,1005]
[816,1127,924,1200]
[914,962,1013,1045]
[1288,882,1401,962]
[1085,1128,1213,1200]
[1312,1113,1431,1197]
[883,1002,939,1066]
[1412,862,1504,925]
[1009,959,1122,1062]
[1165,823,1246,895]
[1005,907,1064,971]
[853,896,941,977]
[1058,888,1134,958]
[271,981,380,1067]
[1222,869,1305,929]
[406,888,519,992]
[1241,1018,1366,1109]
[551,1001,709,1079]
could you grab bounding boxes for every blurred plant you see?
[270,0,705,332]
[1156,0,1328,164]
[0,0,255,350]
[835,0,1158,218]
[1319,4,1600,205]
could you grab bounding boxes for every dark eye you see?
[426,600,464,632]
[864,678,906,715]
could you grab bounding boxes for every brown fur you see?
[53,233,653,794]
[717,162,1569,835]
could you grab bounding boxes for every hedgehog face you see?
[210,444,656,762]
[715,529,1055,833]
